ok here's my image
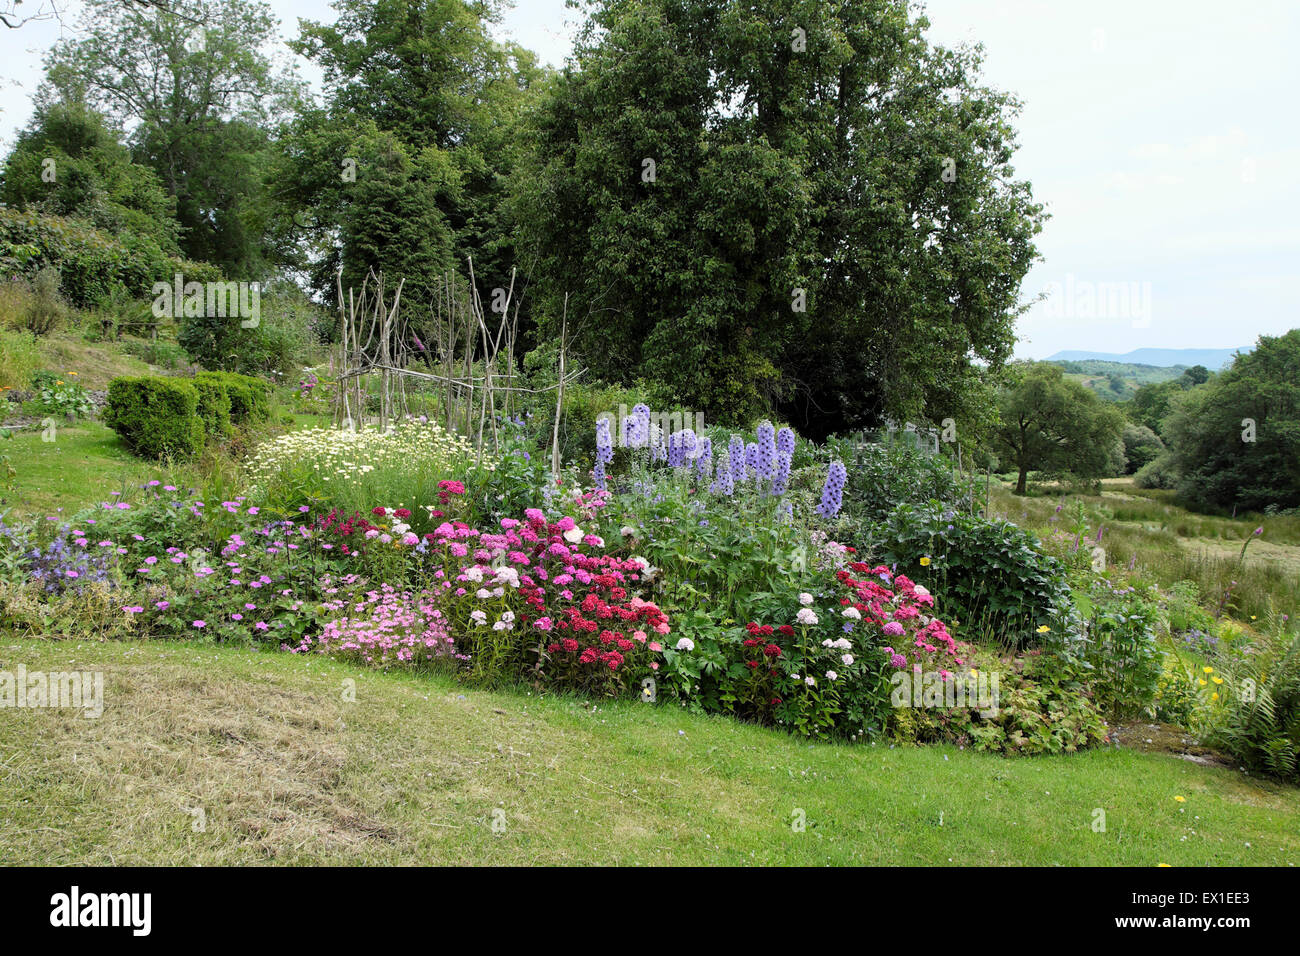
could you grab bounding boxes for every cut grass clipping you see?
[1,639,1297,865]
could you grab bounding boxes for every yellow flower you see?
[1211,692,1219,701]
[1250,615,1256,621]
[1036,625,1050,634]
[1202,666,1213,674]
[1212,676,1223,685]
[1198,679,1208,686]
[69,371,78,376]
[1174,796,1186,803]
[919,556,931,567]
[1158,863,1172,868]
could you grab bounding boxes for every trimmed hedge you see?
[0,208,222,309]
[192,375,232,439]
[196,371,271,424]
[102,377,206,460]
[104,371,273,461]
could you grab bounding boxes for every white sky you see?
[2,0,1296,359]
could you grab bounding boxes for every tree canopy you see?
[514,0,1045,432]
[992,362,1125,494]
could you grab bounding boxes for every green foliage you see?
[1071,581,1162,720]
[1161,330,1300,513]
[17,267,66,336]
[0,99,179,254]
[44,0,298,276]
[829,433,972,523]
[892,651,1109,755]
[0,327,42,390]
[0,207,221,309]
[192,375,233,440]
[178,283,321,377]
[1121,422,1164,475]
[280,0,545,305]
[1127,378,1189,434]
[32,372,96,420]
[1133,452,1180,490]
[102,376,206,460]
[516,0,1043,435]
[196,371,271,425]
[992,362,1126,494]
[1207,628,1300,782]
[871,501,1071,646]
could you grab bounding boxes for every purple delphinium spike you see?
[695,436,713,481]
[595,418,614,466]
[771,449,792,497]
[776,426,795,458]
[729,435,747,484]
[816,461,847,519]
[755,422,777,481]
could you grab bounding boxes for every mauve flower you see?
[755,422,777,480]
[816,461,847,519]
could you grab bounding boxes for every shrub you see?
[831,432,972,522]
[21,267,66,336]
[0,207,221,309]
[870,502,1071,646]
[1133,452,1180,490]
[1121,423,1164,474]
[193,375,233,439]
[198,371,271,424]
[102,376,205,460]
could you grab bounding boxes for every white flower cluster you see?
[246,419,486,493]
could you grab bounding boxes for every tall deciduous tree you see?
[0,99,179,253]
[278,0,547,306]
[993,362,1124,494]
[515,0,1044,432]
[42,0,300,277]
[1162,330,1300,512]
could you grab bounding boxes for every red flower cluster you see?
[436,479,466,506]
[317,510,380,555]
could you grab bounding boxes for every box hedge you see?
[103,377,206,460]
[196,371,271,424]
[104,371,273,460]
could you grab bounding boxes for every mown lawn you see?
[1,638,1296,866]
[1,421,173,518]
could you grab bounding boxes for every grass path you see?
[1,638,1297,866]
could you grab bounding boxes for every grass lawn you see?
[1,421,174,518]
[1,638,1296,866]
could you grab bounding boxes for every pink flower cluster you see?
[836,562,966,680]
[291,583,455,665]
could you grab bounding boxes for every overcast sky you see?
[2,0,1296,359]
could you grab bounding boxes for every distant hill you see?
[1047,360,1188,401]
[1046,347,1249,369]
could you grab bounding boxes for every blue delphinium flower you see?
[755,422,776,481]
[595,417,614,465]
[771,449,792,497]
[816,461,847,519]
[626,403,651,448]
[711,451,735,496]
[776,426,795,458]
[728,435,747,484]
[745,442,759,478]
[694,436,713,482]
